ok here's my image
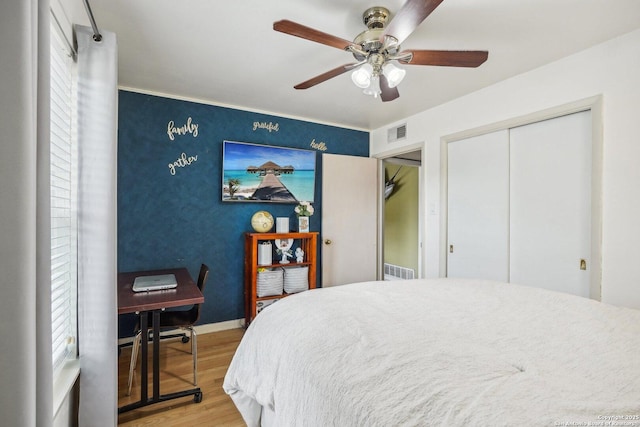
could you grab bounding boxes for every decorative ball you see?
[251,211,274,233]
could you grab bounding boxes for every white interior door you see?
[509,110,592,296]
[447,130,510,281]
[322,153,378,287]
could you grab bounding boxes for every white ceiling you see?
[68,0,640,131]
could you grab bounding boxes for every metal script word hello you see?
[310,139,327,151]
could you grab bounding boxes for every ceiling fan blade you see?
[294,64,357,90]
[400,49,488,67]
[381,0,445,45]
[380,75,400,102]
[274,20,356,51]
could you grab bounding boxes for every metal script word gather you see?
[168,152,198,175]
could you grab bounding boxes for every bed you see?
[223,279,640,426]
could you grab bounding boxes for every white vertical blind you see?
[50,22,77,371]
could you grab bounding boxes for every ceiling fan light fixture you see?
[382,62,406,88]
[351,63,373,89]
[363,75,381,98]
[274,2,488,101]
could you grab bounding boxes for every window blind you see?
[50,22,77,372]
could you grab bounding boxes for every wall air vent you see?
[387,123,407,143]
[384,263,415,280]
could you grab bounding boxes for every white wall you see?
[371,28,640,309]
[0,1,40,426]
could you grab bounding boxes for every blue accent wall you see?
[117,90,369,337]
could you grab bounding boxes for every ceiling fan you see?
[273,0,488,102]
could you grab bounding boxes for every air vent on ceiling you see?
[387,123,407,143]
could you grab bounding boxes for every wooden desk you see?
[118,267,204,414]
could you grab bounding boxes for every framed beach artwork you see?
[222,140,316,203]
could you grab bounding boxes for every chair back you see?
[189,263,209,324]
[197,263,209,292]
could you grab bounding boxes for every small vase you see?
[298,216,309,233]
[276,217,289,233]
[257,242,272,266]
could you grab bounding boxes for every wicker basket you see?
[283,266,309,294]
[257,268,284,297]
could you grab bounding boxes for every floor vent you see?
[387,123,407,143]
[384,263,415,280]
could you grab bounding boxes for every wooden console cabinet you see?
[244,232,318,325]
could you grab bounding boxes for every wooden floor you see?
[117,328,246,426]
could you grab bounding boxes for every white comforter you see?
[223,279,640,426]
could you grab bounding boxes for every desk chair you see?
[127,264,209,396]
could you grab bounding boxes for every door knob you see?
[324,239,332,245]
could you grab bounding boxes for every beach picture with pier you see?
[222,140,316,203]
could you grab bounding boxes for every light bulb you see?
[351,63,373,89]
[382,62,406,88]
[363,75,381,98]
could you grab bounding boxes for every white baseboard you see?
[193,318,245,334]
[118,318,245,346]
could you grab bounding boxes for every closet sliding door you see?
[447,130,509,281]
[446,111,592,297]
[509,110,592,296]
